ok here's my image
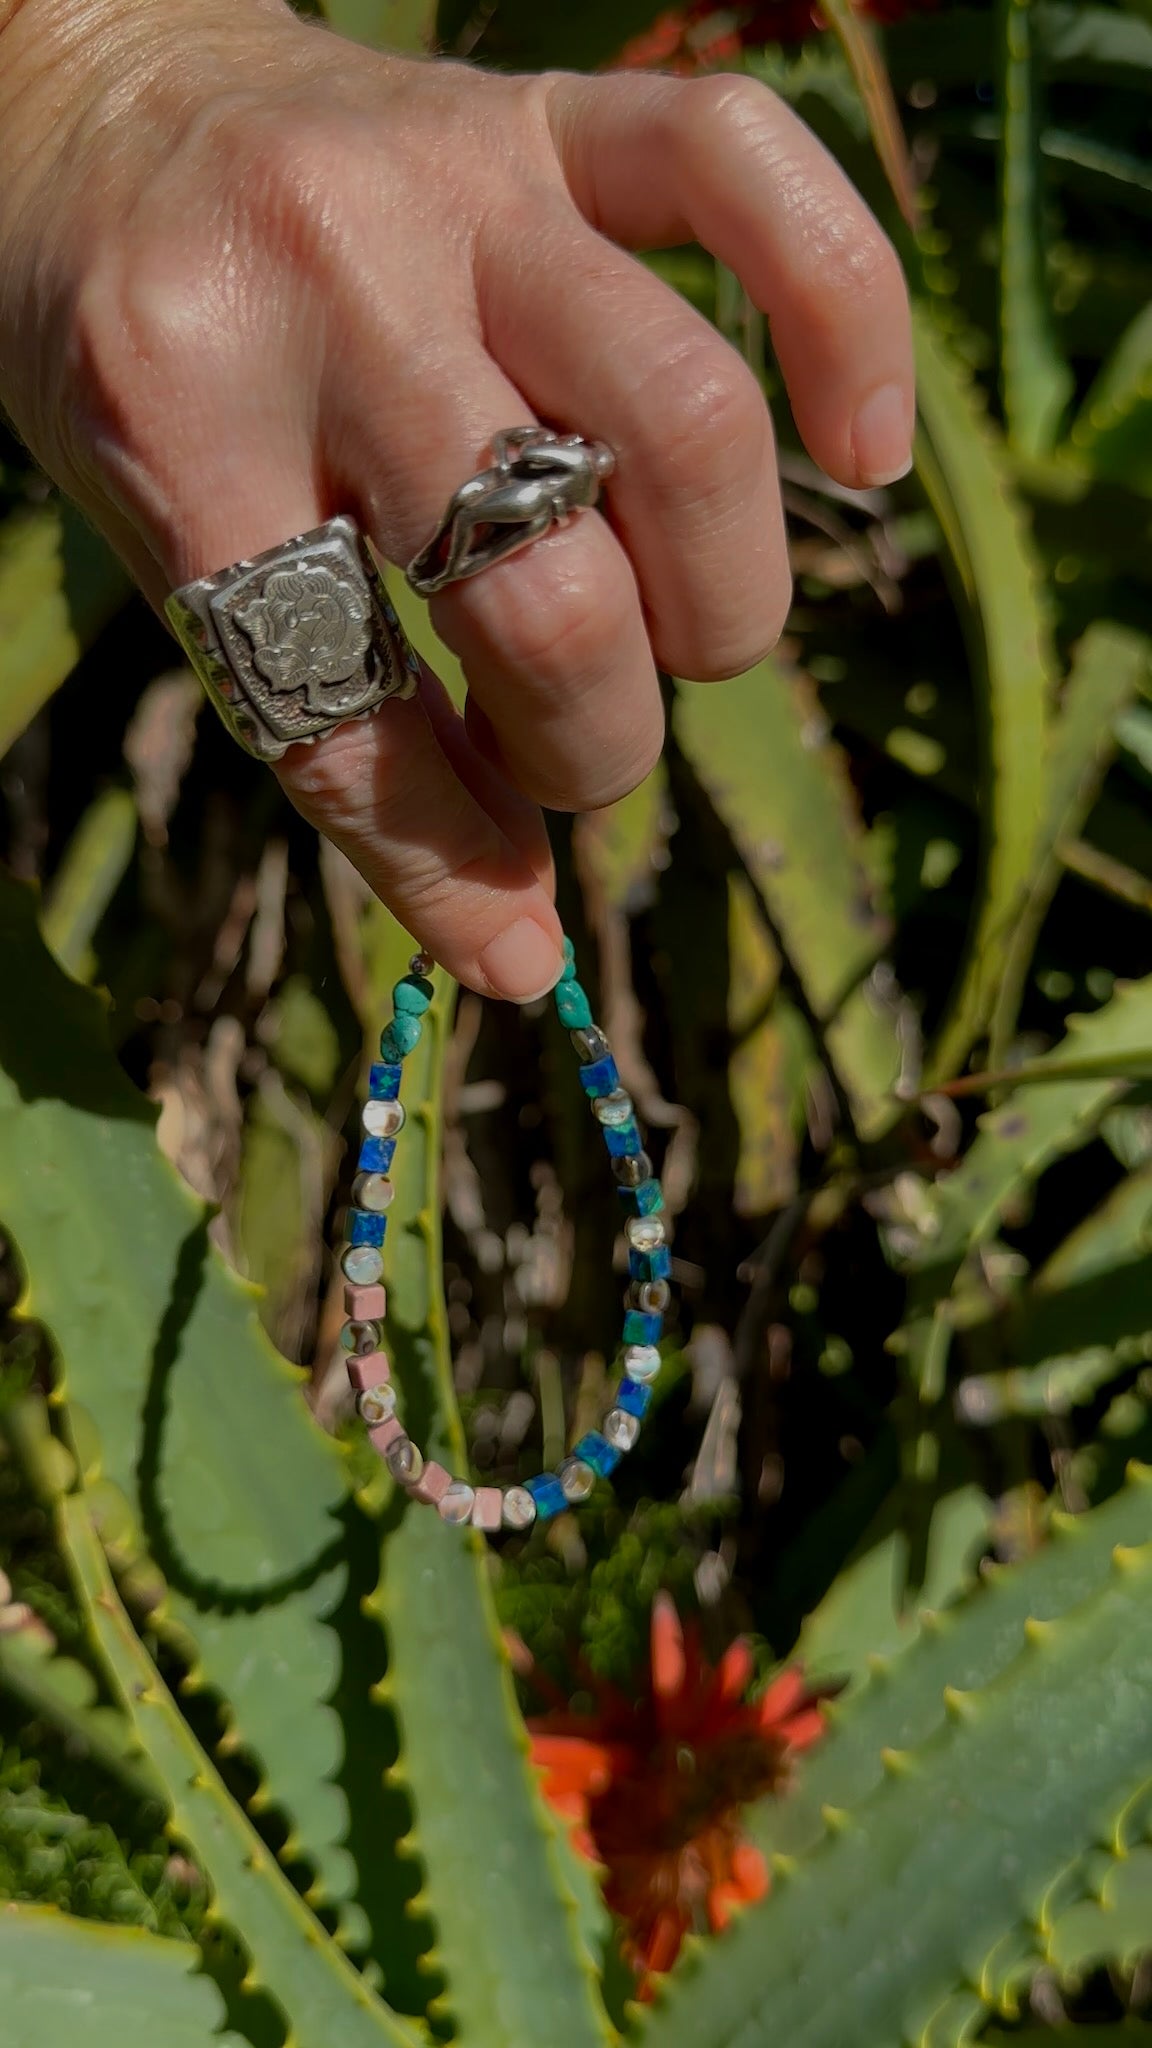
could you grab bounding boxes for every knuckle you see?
[687,71,780,145]
[639,338,766,493]
[805,214,904,312]
[457,544,627,691]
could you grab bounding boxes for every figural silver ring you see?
[166,516,421,763]
[405,427,615,598]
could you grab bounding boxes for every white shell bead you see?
[593,1090,634,1127]
[626,1215,667,1252]
[342,1244,384,1285]
[353,1172,395,1213]
[439,1480,475,1525]
[624,1343,661,1383]
[357,1385,396,1426]
[604,1408,640,1451]
[559,1459,595,1504]
[362,1099,406,1138]
[502,1486,537,1531]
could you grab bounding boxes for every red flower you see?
[614,0,931,70]
[523,1593,827,1995]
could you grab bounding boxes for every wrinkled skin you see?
[0,0,913,998]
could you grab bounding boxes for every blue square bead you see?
[574,1430,620,1478]
[617,1179,665,1218]
[623,1308,662,1346]
[349,1210,387,1248]
[629,1245,672,1284]
[603,1121,643,1158]
[358,1136,396,1174]
[615,1378,652,1419]
[525,1473,568,1521]
[578,1055,619,1098]
[368,1062,402,1101]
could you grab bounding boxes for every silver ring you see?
[166,515,421,762]
[405,427,615,598]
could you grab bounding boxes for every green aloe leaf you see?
[913,307,1053,1082]
[673,661,904,1137]
[59,1488,422,2048]
[347,904,614,2047]
[997,0,1074,455]
[0,1906,248,2048]
[1066,299,1152,493]
[0,505,131,760]
[40,788,138,980]
[641,1475,1152,2048]
[0,871,357,1925]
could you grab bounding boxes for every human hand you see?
[0,0,913,1000]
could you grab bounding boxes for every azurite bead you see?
[615,1377,653,1419]
[623,1308,662,1346]
[617,1178,664,1217]
[349,1210,387,1249]
[526,1472,568,1520]
[629,1245,672,1284]
[368,1062,402,1101]
[578,1056,620,1098]
[393,974,434,1016]
[574,1430,620,1478]
[603,1121,643,1159]
[555,980,592,1029]
[358,1135,396,1175]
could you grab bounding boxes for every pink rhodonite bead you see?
[344,1282,387,1321]
[369,1415,405,1457]
[347,1351,390,1391]
[471,1487,503,1533]
[409,1460,451,1506]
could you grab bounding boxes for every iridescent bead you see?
[385,1436,424,1484]
[363,1098,406,1138]
[357,1385,397,1426]
[593,1090,634,1127]
[626,1215,667,1252]
[558,1458,596,1504]
[353,1172,395,1214]
[604,1408,640,1451]
[341,1320,382,1355]
[628,1280,671,1315]
[342,1243,384,1285]
[571,1026,611,1063]
[502,1486,538,1531]
[624,1343,661,1383]
[612,1151,653,1187]
[409,951,434,977]
[439,1480,476,1525]
[555,980,592,1029]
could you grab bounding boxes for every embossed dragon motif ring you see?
[406,427,616,598]
[167,516,421,762]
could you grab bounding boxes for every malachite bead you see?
[574,1430,620,1478]
[368,1062,402,1101]
[555,979,592,1029]
[615,1377,653,1418]
[604,1121,643,1159]
[617,1178,665,1218]
[629,1244,672,1284]
[525,1472,568,1520]
[349,1210,387,1249]
[393,974,434,1016]
[623,1308,662,1346]
[380,1014,421,1060]
[358,1135,396,1175]
[578,1055,619,1098]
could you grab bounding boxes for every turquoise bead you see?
[555,979,592,1029]
[393,975,434,1016]
[561,935,576,973]
[380,1014,421,1060]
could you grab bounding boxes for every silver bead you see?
[558,1458,596,1504]
[593,1090,634,1128]
[341,1320,382,1355]
[624,1344,661,1383]
[626,1215,666,1252]
[409,951,434,976]
[384,1435,423,1483]
[362,1098,406,1139]
[628,1280,671,1315]
[353,1172,395,1213]
[571,1026,611,1063]
[439,1480,475,1525]
[342,1244,384,1285]
[613,1151,653,1187]
[358,1384,397,1426]
[502,1485,537,1531]
[604,1408,640,1451]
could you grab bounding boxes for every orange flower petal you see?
[783,1706,827,1752]
[729,1841,769,1901]
[651,1591,688,1704]
[758,1667,809,1727]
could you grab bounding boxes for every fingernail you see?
[851,382,914,487]
[478,918,565,1003]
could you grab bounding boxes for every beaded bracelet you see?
[338,940,669,1535]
